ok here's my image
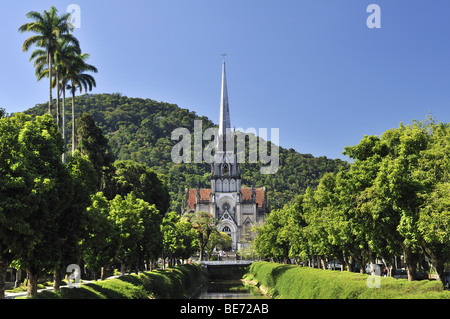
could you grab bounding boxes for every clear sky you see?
[2,0,450,160]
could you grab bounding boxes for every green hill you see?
[24,93,348,212]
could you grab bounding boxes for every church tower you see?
[211,58,241,193]
[184,58,269,253]
[210,58,242,250]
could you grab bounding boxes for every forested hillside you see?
[25,93,348,211]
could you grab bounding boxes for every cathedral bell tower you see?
[210,57,242,251]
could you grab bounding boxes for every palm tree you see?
[66,54,98,154]
[32,46,67,130]
[19,6,79,115]
[54,40,82,162]
[55,41,81,163]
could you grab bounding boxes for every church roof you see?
[241,188,265,206]
[185,187,266,210]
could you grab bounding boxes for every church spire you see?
[219,56,231,140]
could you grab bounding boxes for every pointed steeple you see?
[219,57,231,139]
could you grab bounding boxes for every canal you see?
[197,279,267,299]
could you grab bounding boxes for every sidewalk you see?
[4,274,127,299]
[5,286,54,299]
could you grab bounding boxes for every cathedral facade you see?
[184,60,269,251]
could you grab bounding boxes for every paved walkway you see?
[4,277,113,299]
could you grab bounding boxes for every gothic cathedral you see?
[184,59,269,251]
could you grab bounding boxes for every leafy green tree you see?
[0,113,70,297]
[0,114,31,298]
[184,211,218,261]
[207,231,232,258]
[108,160,170,214]
[369,122,430,280]
[51,151,97,289]
[282,195,309,264]
[19,6,79,114]
[415,122,450,283]
[176,218,199,261]
[339,136,391,272]
[161,212,183,268]
[108,192,145,275]
[80,192,117,280]
[76,112,115,190]
[302,173,345,269]
[138,201,163,271]
[253,208,290,263]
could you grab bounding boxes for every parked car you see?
[327,261,342,270]
[391,269,428,280]
[393,269,408,279]
[415,271,429,280]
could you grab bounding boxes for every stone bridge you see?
[198,260,254,280]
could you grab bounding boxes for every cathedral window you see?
[222,226,231,234]
[222,163,229,175]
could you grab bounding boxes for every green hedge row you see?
[247,262,450,299]
[31,264,207,299]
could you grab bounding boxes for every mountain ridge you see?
[24,93,348,212]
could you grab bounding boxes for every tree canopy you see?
[254,118,450,285]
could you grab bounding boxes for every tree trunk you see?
[62,87,66,163]
[422,245,445,284]
[120,263,125,276]
[56,71,60,129]
[430,258,445,283]
[403,246,417,281]
[48,52,53,115]
[53,268,61,290]
[357,251,367,274]
[100,267,105,281]
[347,262,352,272]
[72,88,76,154]
[0,255,8,299]
[26,268,39,298]
[320,256,326,270]
[381,257,393,277]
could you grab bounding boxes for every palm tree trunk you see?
[62,86,66,163]
[48,51,53,115]
[56,71,60,129]
[72,87,76,154]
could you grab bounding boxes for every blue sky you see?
[2,0,450,161]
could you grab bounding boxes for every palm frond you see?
[22,35,43,52]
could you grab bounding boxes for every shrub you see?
[248,262,450,299]
[31,264,207,299]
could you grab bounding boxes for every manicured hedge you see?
[31,264,207,299]
[247,262,450,299]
